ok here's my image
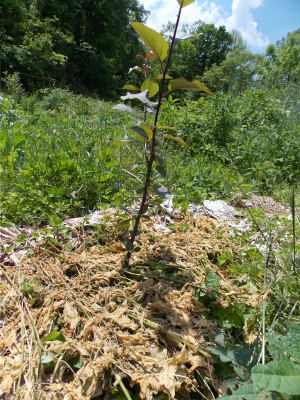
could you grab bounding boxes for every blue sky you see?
[138,0,300,52]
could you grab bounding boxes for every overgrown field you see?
[0,88,299,226]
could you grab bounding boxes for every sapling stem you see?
[291,187,296,273]
[124,3,184,268]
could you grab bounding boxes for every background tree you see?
[201,49,265,94]
[0,0,28,89]
[0,0,68,90]
[168,21,233,80]
[262,29,300,120]
[0,0,147,96]
[229,29,247,51]
[36,0,147,96]
[264,29,300,87]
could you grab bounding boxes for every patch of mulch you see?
[0,214,263,399]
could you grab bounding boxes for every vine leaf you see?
[267,323,300,362]
[252,360,300,396]
[218,382,266,400]
[168,77,211,93]
[41,353,56,366]
[141,79,159,97]
[176,0,195,7]
[44,331,66,342]
[131,22,169,62]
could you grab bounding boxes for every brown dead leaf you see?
[244,316,259,344]
[214,296,232,308]
[0,356,21,394]
[116,331,149,345]
[110,242,125,251]
[134,375,160,400]
[0,211,252,398]
[63,302,80,331]
[105,307,138,330]
[0,330,17,350]
[132,348,191,399]
[60,328,74,337]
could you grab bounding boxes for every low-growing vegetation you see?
[0,87,298,227]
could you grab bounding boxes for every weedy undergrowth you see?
[216,324,300,399]
[114,0,211,268]
[210,189,300,399]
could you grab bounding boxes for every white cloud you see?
[140,1,224,33]
[141,0,160,8]
[223,0,269,48]
[138,0,269,50]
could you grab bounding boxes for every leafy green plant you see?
[217,324,300,399]
[3,72,25,103]
[0,89,140,225]
[0,93,19,125]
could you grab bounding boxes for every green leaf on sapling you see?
[116,219,131,231]
[176,0,195,7]
[168,77,211,93]
[163,134,187,146]
[120,90,158,107]
[141,79,159,97]
[112,104,139,114]
[131,22,169,62]
[122,84,140,91]
[131,126,149,142]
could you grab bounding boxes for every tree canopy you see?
[168,21,233,80]
[0,2,299,100]
[264,29,300,87]
[201,49,265,94]
[0,0,147,96]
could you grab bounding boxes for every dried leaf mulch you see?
[0,213,263,400]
